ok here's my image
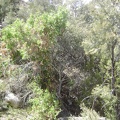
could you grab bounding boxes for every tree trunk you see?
[111,42,116,95]
[111,40,120,120]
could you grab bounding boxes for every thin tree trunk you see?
[111,40,120,120]
[111,42,116,95]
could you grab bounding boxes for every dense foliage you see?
[0,0,120,120]
[2,8,67,62]
[0,0,20,24]
[29,81,60,120]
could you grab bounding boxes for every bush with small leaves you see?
[29,82,60,120]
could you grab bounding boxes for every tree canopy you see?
[0,0,120,120]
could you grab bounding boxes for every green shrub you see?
[29,82,60,120]
[92,85,117,120]
[0,56,10,77]
[81,104,100,120]
[1,8,67,63]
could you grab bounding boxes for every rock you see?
[99,117,106,120]
[5,91,20,108]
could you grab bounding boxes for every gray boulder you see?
[5,91,20,108]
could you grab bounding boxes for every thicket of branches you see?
[0,0,120,120]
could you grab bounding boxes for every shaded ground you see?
[0,108,31,120]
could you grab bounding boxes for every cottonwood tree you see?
[82,0,120,119]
